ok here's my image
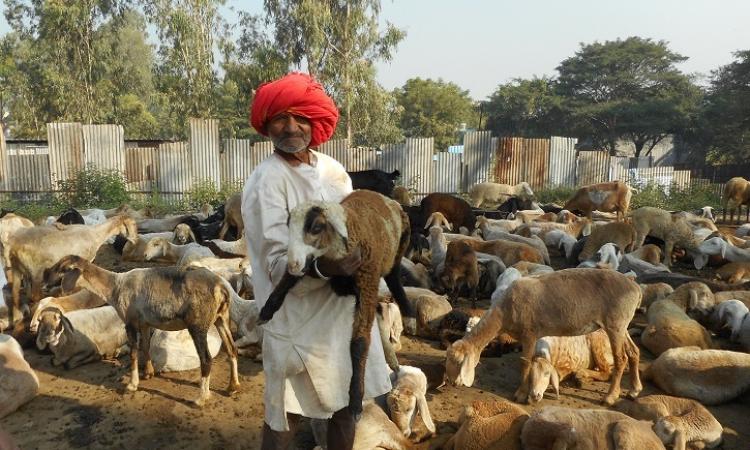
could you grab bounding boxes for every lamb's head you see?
[518,182,535,201]
[143,237,170,261]
[594,243,623,270]
[172,223,196,245]
[428,226,446,247]
[557,209,575,224]
[44,255,87,293]
[287,201,348,276]
[675,282,715,316]
[36,307,67,350]
[652,416,679,446]
[526,356,559,404]
[424,211,452,231]
[116,216,138,244]
[445,339,479,387]
[698,237,727,258]
[386,386,417,437]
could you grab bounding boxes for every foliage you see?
[55,165,130,209]
[394,77,477,150]
[534,185,577,205]
[556,37,700,156]
[629,181,721,211]
[184,179,242,210]
[0,197,60,221]
[484,77,567,137]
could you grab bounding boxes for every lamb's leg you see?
[624,334,642,398]
[125,324,140,392]
[188,326,212,407]
[140,325,154,380]
[384,265,416,335]
[258,271,302,323]
[514,336,536,403]
[10,267,23,326]
[376,308,399,372]
[603,330,627,405]
[663,239,674,267]
[30,273,44,303]
[215,317,240,394]
[348,275,379,420]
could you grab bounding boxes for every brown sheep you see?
[722,176,750,224]
[629,244,663,266]
[715,261,750,284]
[563,180,633,222]
[579,222,638,262]
[219,193,243,240]
[440,240,480,305]
[390,185,411,206]
[420,193,476,232]
[632,207,704,267]
[462,238,544,266]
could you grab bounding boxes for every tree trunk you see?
[633,139,645,158]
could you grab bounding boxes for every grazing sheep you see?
[444,399,529,450]
[544,229,577,258]
[469,181,535,208]
[563,180,634,222]
[714,261,750,284]
[386,365,435,438]
[446,268,642,405]
[722,176,750,224]
[136,214,194,233]
[632,207,703,267]
[526,330,614,404]
[400,258,432,289]
[441,240,479,305]
[44,256,240,407]
[0,334,39,419]
[257,190,416,417]
[420,193,476,232]
[36,306,129,369]
[616,395,723,450]
[579,222,638,262]
[521,406,666,450]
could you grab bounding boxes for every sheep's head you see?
[287,201,348,276]
[143,237,170,261]
[698,237,727,258]
[36,307,67,350]
[424,212,452,231]
[475,215,488,230]
[677,282,715,316]
[386,387,417,437]
[44,255,86,293]
[172,223,195,245]
[594,243,622,270]
[518,182,535,201]
[445,339,479,387]
[118,217,138,244]
[525,356,559,404]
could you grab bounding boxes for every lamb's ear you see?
[720,241,727,259]
[62,268,81,293]
[550,369,560,399]
[459,352,477,386]
[417,393,436,433]
[688,289,699,310]
[324,204,348,241]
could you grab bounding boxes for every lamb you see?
[706,299,748,336]
[639,283,674,310]
[521,406,666,450]
[44,255,240,407]
[440,240,479,305]
[404,290,451,340]
[423,211,452,231]
[420,193,477,232]
[0,334,39,419]
[628,244,663,266]
[579,222,638,262]
[714,261,750,283]
[29,288,106,333]
[256,190,416,417]
[632,207,703,267]
[443,399,529,450]
[386,365,436,438]
[462,237,545,267]
[475,214,523,234]
[391,185,411,206]
[469,181,535,208]
[563,181,634,222]
[446,268,642,405]
[722,176,750,224]
[695,237,750,270]
[479,226,551,265]
[400,258,432,289]
[8,215,137,324]
[526,329,614,404]
[640,295,714,357]
[142,238,214,266]
[642,346,750,405]
[35,306,129,369]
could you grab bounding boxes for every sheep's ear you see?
[693,253,707,270]
[550,369,560,399]
[459,352,477,386]
[720,241,726,259]
[62,268,81,293]
[324,205,349,242]
[688,289,699,310]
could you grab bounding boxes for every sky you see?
[2,0,749,100]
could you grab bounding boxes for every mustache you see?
[279,132,306,139]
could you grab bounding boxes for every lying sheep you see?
[639,283,674,310]
[616,395,723,450]
[632,207,703,267]
[29,288,106,333]
[312,400,412,450]
[0,334,39,419]
[475,214,523,234]
[578,242,623,270]
[628,244,663,266]
[706,299,748,336]
[544,229,577,258]
[522,406,666,450]
[642,346,750,405]
[444,399,529,450]
[469,181,534,208]
[172,223,197,245]
[695,237,750,270]
[387,365,435,439]
[150,328,222,373]
[640,296,714,356]
[579,222,638,262]
[36,306,129,369]
[526,329,614,404]
[462,237,544,267]
[480,226,551,265]
[511,261,554,276]
[714,261,750,284]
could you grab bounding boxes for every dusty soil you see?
[3,244,750,449]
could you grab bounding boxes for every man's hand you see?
[316,247,362,277]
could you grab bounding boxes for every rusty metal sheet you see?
[82,124,125,173]
[6,153,51,191]
[523,138,550,190]
[125,147,158,192]
[189,118,220,187]
[47,122,84,186]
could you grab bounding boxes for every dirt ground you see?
[3,244,750,449]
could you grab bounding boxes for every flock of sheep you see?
[1,172,750,449]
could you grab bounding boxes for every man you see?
[242,72,392,449]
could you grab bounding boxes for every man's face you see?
[267,112,312,153]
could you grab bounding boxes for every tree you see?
[484,77,567,137]
[556,37,700,156]
[394,77,476,150]
[263,0,405,144]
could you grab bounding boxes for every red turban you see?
[250,72,339,148]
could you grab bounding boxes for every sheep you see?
[475,214,523,234]
[479,226,551,265]
[526,330,614,404]
[406,290,452,340]
[440,240,479,305]
[516,215,592,240]
[563,181,634,222]
[348,169,400,197]
[632,207,703,267]
[386,365,435,439]
[400,258,432,289]
[521,407,666,450]
[619,254,671,277]
[446,268,642,405]
[706,299,748,336]
[311,400,413,450]
[391,185,411,206]
[136,214,194,233]
[172,223,197,245]
[142,238,214,266]
[29,288,106,333]
[628,244,663,266]
[642,346,750,405]
[579,222,638,262]
[462,237,545,267]
[511,261,554,276]
[640,297,714,357]
[8,215,137,325]
[44,256,240,407]
[714,261,750,284]
[420,193,476,232]
[469,181,534,208]
[722,176,750,224]
[695,237,750,270]
[544,229,577,258]
[257,190,416,417]
[578,242,624,270]
[207,236,247,257]
[35,306,129,369]
[423,211,452,231]
[714,290,750,305]
[218,193,243,240]
[120,232,174,262]
[443,399,529,450]
[615,395,723,450]
[377,301,403,352]
[437,307,485,349]
[150,327,222,373]
[0,334,39,419]
[639,283,674,310]
[0,213,34,281]
[737,223,750,237]
[428,226,448,271]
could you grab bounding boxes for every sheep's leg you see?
[215,317,240,394]
[139,325,154,380]
[623,334,642,398]
[125,325,140,392]
[663,239,674,267]
[513,336,536,403]
[30,273,44,304]
[10,267,23,326]
[218,221,229,240]
[603,330,627,406]
[258,272,302,323]
[384,265,416,335]
[377,309,399,372]
[348,276,379,420]
[188,326,212,407]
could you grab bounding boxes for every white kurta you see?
[242,151,392,432]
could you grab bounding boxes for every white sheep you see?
[736,223,750,237]
[443,399,529,450]
[642,346,750,405]
[29,288,106,333]
[386,365,436,438]
[150,327,222,373]
[469,181,534,208]
[578,242,623,270]
[423,211,452,231]
[475,214,524,234]
[121,232,174,262]
[694,237,750,270]
[311,400,412,450]
[544,229,577,259]
[143,238,214,266]
[0,334,39,419]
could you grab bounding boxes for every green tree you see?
[263,0,405,144]
[556,37,700,156]
[394,77,476,150]
[484,76,566,137]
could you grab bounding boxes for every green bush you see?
[184,179,243,210]
[534,185,577,205]
[56,165,130,209]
